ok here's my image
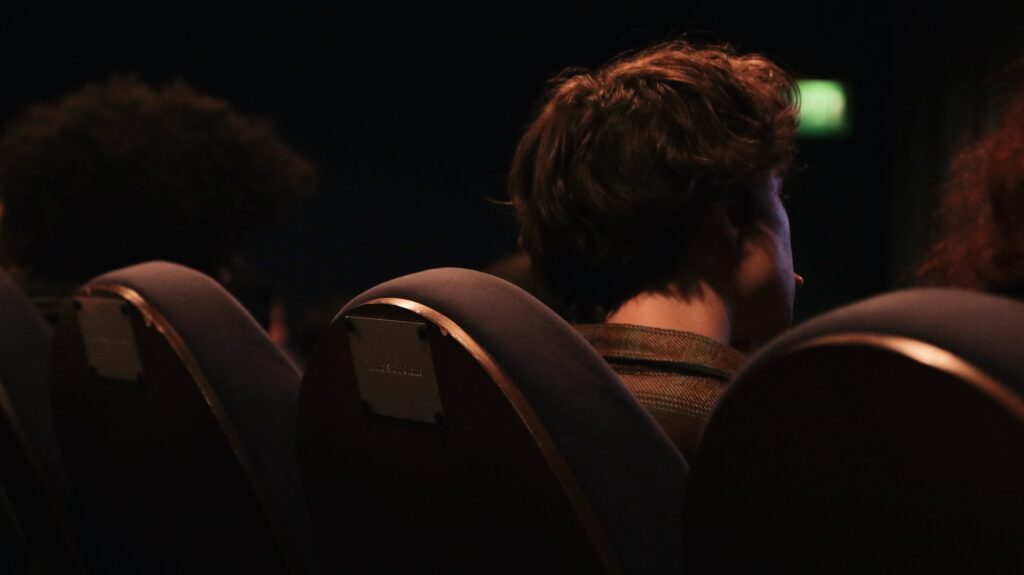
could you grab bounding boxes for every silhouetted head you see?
[0,76,315,284]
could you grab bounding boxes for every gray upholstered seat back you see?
[744,287,1024,392]
[683,288,1024,573]
[0,269,63,489]
[51,261,323,574]
[300,267,687,574]
[0,269,84,573]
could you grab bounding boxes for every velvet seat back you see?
[683,289,1024,574]
[0,269,83,573]
[298,267,688,574]
[50,261,323,574]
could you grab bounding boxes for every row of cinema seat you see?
[0,260,1022,573]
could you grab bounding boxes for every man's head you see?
[508,40,799,334]
[0,76,315,283]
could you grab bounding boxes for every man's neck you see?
[604,283,733,345]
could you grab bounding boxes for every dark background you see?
[3,3,1023,328]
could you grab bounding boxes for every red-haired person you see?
[918,91,1024,298]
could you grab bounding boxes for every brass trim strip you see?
[792,332,1024,420]
[360,297,622,574]
[82,284,299,574]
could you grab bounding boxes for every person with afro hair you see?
[0,76,315,323]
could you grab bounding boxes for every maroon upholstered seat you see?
[50,261,324,574]
[683,288,1024,574]
[0,268,83,574]
[297,267,687,574]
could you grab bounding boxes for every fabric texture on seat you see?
[342,267,689,574]
[0,268,65,494]
[85,261,321,573]
[740,287,1024,394]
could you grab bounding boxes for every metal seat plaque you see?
[346,315,443,424]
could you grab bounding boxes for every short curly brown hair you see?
[508,41,799,321]
[0,76,315,283]
[917,91,1024,297]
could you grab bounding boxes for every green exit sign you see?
[797,80,850,138]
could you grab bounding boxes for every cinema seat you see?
[682,288,1024,574]
[49,261,324,574]
[0,270,83,573]
[297,267,687,574]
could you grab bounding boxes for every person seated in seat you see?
[917,88,1024,298]
[507,40,803,459]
